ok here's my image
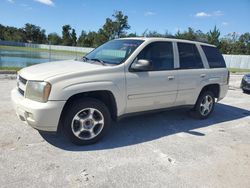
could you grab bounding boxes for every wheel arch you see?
[57,90,118,132]
[198,84,220,100]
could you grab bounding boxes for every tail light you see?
[226,70,230,84]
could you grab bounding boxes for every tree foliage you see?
[220,32,250,54]
[77,30,97,47]
[0,11,249,55]
[48,33,62,45]
[112,11,130,38]
[175,28,207,42]
[142,30,174,38]
[71,29,77,46]
[23,23,47,43]
[62,25,73,46]
[207,26,220,46]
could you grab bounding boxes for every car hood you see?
[19,60,103,80]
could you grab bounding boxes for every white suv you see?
[11,38,229,145]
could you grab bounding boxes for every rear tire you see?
[191,91,215,119]
[62,98,111,145]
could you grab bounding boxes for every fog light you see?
[27,112,32,118]
[26,112,34,121]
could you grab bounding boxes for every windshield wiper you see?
[82,56,89,62]
[90,58,106,66]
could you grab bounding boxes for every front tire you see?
[243,89,249,93]
[62,98,111,145]
[191,91,215,119]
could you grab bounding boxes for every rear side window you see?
[177,43,204,69]
[137,42,174,71]
[201,45,226,68]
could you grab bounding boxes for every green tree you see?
[195,30,207,42]
[71,29,77,46]
[77,30,87,46]
[1,26,24,42]
[239,32,250,44]
[124,32,137,38]
[141,30,174,38]
[239,33,250,54]
[48,33,62,45]
[207,26,220,46]
[143,30,163,37]
[175,28,207,42]
[102,18,116,40]
[175,28,197,40]
[94,29,109,46]
[1,15,250,55]
[220,32,242,54]
[77,30,98,47]
[101,10,130,40]
[0,24,5,40]
[23,23,47,43]
[219,39,230,54]
[112,10,130,38]
[62,25,73,46]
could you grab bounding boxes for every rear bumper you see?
[11,88,66,132]
[218,84,228,101]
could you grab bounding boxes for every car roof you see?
[117,37,215,47]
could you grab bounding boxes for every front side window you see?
[136,42,174,71]
[201,45,226,68]
[178,42,203,69]
[84,39,144,65]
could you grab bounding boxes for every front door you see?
[125,41,178,113]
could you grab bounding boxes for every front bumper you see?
[241,79,250,91]
[11,88,66,132]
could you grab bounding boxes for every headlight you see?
[25,81,51,102]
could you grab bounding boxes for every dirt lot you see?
[0,74,250,188]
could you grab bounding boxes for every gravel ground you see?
[0,74,250,188]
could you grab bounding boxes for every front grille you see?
[19,76,27,85]
[18,88,25,96]
[17,75,27,96]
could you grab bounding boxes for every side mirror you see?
[131,59,153,71]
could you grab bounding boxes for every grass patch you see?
[0,45,86,56]
[228,68,250,73]
[0,67,21,71]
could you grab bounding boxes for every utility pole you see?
[49,41,51,62]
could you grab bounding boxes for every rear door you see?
[175,42,208,105]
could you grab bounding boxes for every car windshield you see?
[83,39,144,65]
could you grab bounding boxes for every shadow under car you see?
[39,103,250,151]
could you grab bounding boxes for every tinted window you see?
[137,42,174,70]
[178,43,203,69]
[201,45,226,68]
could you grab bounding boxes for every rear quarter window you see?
[201,45,226,68]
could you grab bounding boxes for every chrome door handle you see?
[168,75,175,80]
[200,74,206,78]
